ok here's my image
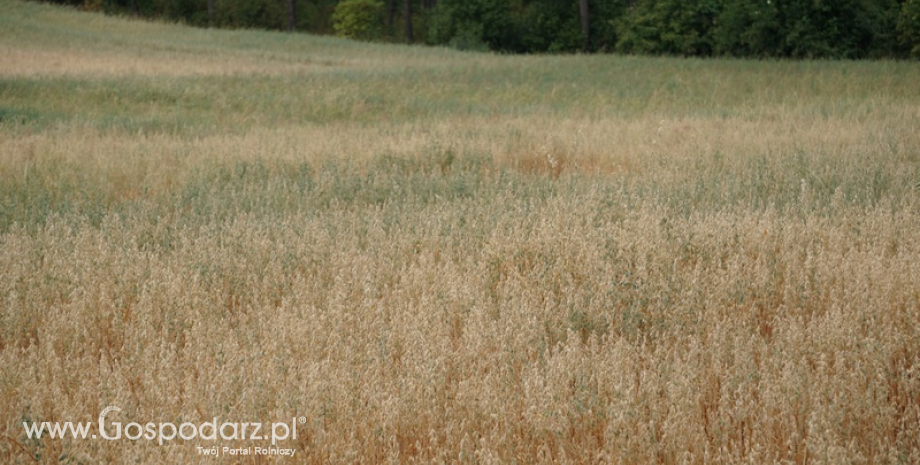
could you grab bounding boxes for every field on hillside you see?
[2,1,920,463]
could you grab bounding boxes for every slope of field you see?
[2,1,920,462]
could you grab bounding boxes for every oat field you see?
[2,1,920,463]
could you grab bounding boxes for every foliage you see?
[775,0,862,58]
[712,0,781,57]
[615,0,720,56]
[900,0,920,57]
[332,0,384,41]
[427,0,521,52]
[213,0,287,30]
[517,0,585,53]
[27,0,920,58]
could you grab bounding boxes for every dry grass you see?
[2,1,920,463]
[0,44,328,77]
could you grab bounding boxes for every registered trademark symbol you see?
[299,417,306,424]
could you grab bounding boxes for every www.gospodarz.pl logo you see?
[23,406,305,455]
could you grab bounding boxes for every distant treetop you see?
[47,0,920,58]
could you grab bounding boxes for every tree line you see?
[45,0,920,58]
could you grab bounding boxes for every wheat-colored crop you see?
[2,1,919,463]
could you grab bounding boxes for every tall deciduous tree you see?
[899,0,920,57]
[405,0,414,43]
[333,0,385,39]
[47,0,919,58]
[388,0,396,31]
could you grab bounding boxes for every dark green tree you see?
[713,0,782,57]
[37,0,920,58]
[333,0,386,40]
[428,0,521,51]
[899,0,920,57]
[615,0,721,56]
